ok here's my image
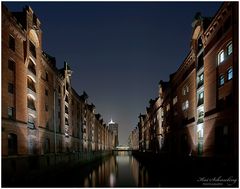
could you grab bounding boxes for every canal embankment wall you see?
[2,151,112,186]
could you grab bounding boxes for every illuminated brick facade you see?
[2,4,116,158]
[136,2,238,158]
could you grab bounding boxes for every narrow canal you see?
[35,151,158,187]
[11,151,237,187]
[61,151,152,187]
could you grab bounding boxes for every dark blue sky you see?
[4,1,222,145]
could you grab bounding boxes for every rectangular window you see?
[45,89,48,96]
[182,100,189,111]
[198,92,204,106]
[197,109,204,124]
[185,100,189,109]
[29,41,36,58]
[199,91,204,99]
[218,50,224,64]
[8,83,14,94]
[28,115,35,129]
[227,67,233,81]
[198,73,204,88]
[219,75,225,86]
[227,42,232,56]
[8,107,15,119]
[8,60,15,71]
[9,35,15,51]
[182,88,186,96]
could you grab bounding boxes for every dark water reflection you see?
[80,151,152,187]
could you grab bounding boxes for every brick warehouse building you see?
[136,2,238,158]
[1,3,117,176]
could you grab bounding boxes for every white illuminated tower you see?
[108,119,119,147]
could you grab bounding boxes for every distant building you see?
[128,127,139,150]
[108,119,119,147]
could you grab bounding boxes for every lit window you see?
[218,50,224,64]
[227,42,232,55]
[219,75,225,86]
[186,100,189,109]
[198,92,204,106]
[199,73,204,82]
[198,73,204,88]
[182,100,189,111]
[182,85,189,96]
[182,88,186,96]
[227,67,233,81]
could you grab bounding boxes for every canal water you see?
[6,151,238,187]
[72,151,151,187]
[52,151,159,187]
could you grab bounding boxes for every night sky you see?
[4,1,222,145]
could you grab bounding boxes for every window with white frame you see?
[219,74,225,86]
[198,91,204,106]
[182,85,189,96]
[227,67,233,81]
[182,100,189,111]
[218,50,224,64]
[227,42,232,56]
[186,100,189,109]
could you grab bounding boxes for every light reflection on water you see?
[81,151,151,187]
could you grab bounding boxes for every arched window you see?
[28,59,36,75]
[27,77,36,92]
[8,133,17,155]
[27,96,36,110]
